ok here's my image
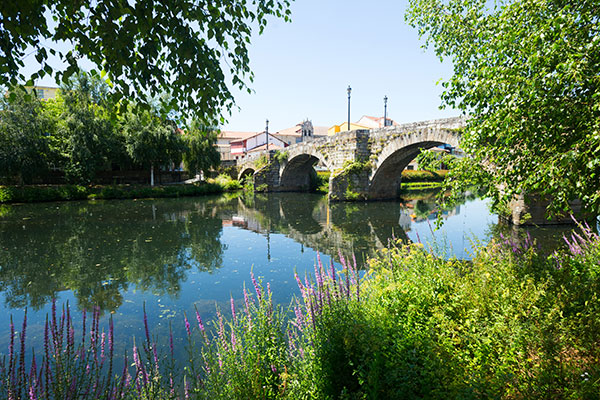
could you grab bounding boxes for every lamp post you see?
[347,85,352,131]
[265,119,269,151]
[383,95,388,127]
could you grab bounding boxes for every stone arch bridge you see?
[238,117,464,201]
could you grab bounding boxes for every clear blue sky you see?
[223,0,458,131]
[22,0,458,132]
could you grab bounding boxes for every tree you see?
[406,0,600,217]
[121,106,184,185]
[55,73,119,184]
[182,119,221,177]
[0,0,292,122]
[0,89,51,184]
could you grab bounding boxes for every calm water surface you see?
[0,191,576,360]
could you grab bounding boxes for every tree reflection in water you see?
[0,190,471,314]
[0,198,226,312]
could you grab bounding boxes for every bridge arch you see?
[278,147,331,192]
[238,167,255,182]
[368,128,460,200]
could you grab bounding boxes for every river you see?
[0,191,578,361]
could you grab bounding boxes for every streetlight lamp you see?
[383,95,388,127]
[265,119,269,151]
[347,85,352,131]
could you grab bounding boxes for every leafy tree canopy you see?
[406,0,600,216]
[0,0,292,122]
[0,88,51,184]
[182,119,220,176]
[121,104,183,170]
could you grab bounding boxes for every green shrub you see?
[254,155,270,170]
[274,150,288,163]
[0,182,229,204]
[401,169,448,182]
[311,171,330,193]
[210,174,242,191]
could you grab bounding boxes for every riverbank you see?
[0,169,448,203]
[3,220,598,399]
[0,175,241,204]
[313,169,447,195]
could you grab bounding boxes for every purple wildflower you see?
[100,332,106,364]
[143,303,151,347]
[217,310,227,350]
[184,376,190,400]
[107,316,114,391]
[29,352,37,381]
[81,309,87,346]
[132,341,148,385]
[169,322,174,359]
[118,352,128,399]
[194,306,205,334]
[551,251,563,270]
[231,331,237,351]
[230,296,237,324]
[251,271,262,302]
[181,313,190,338]
[9,315,15,387]
[330,260,339,299]
[43,317,49,395]
[29,385,37,400]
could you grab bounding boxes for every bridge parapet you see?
[236,116,466,199]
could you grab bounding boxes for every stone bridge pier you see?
[238,117,464,201]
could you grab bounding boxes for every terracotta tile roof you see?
[275,124,302,136]
[249,143,285,152]
[218,131,259,140]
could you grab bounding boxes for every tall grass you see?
[2,222,599,398]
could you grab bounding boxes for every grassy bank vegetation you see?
[0,175,241,204]
[310,170,448,195]
[3,221,599,399]
[312,171,330,193]
[401,169,448,182]
[399,170,448,192]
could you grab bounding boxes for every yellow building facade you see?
[327,122,370,136]
[24,86,59,101]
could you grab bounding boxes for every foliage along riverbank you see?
[2,221,599,399]
[0,175,241,204]
[313,169,447,195]
[0,168,448,204]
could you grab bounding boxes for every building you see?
[230,132,289,156]
[355,115,399,129]
[24,86,59,100]
[218,120,327,162]
[217,131,259,162]
[274,120,328,145]
[328,115,400,135]
[327,122,370,136]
